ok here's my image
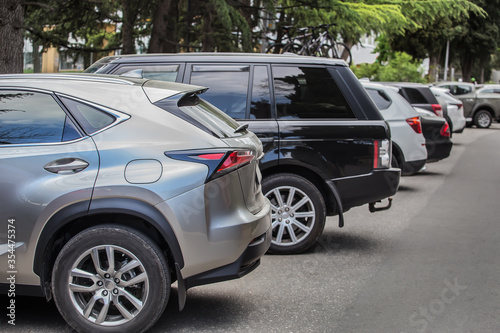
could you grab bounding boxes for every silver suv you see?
[0,74,271,332]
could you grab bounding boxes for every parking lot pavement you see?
[2,125,500,332]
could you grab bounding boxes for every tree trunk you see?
[121,0,138,54]
[201,1,215,52]
[0,0,24,73]
[428,54,439,82]
[148,0,179,53]
[33,40,41,73]
[460,52,473,83]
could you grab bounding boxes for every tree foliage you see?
[351,51,426,83]
[0,0,489,74]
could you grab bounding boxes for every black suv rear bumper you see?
[333,168,401,211]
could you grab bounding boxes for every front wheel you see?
[263,173,326,254]
[474,110,493,128]
[52,225,170,333]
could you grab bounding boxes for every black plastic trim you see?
[0,283,44,297]
[184,227,271,289]
[33,198,184,283]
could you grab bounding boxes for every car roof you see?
[0,73,207,106]
[90,52,349,67]
[379,82,429,88]
[361,81,398,92]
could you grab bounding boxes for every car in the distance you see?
[415,107,453,162]
[0,74,271,333]
[435,82,500,128]
[430,86,466,133]
[363,82,427,175]
[383,82,444,117]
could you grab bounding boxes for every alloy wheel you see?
[265,186,316,247]
[68,245,149,326]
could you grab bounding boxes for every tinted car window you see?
[0,90,77,144]
[113,64,179,82]
[366,89,392,110]
[59,96,115,134]
[250,65,272,119]
[190,65,249,119]
[403,88,427,104]
[443,84,473,95]
[272,66,355,119]
[155,93,244,139]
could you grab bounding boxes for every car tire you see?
[52,225,170,333]
[474,110,492,128]
[263,173,326,254]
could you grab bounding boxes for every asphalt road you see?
[2,125,500,333]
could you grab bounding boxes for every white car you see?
[430,86,466,133]
[364,82,427,175]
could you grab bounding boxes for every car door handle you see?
[44,158,89,174]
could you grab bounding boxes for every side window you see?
[250,66,272,119]
[113,64,180,82]
[0,90,79,144]
[403,88,427,104]
[366,89,392,110]
[59,97,115,135]
[272,66,355,119]
[448,85,472,95]
[190,65,250,120]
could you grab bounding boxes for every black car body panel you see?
[419,113,453,162]
[86,53,400,217]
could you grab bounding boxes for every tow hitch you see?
[369,197,393,213]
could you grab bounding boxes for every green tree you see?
[351,52,426,83]
[274,0,483,49]
[451,0,500,82]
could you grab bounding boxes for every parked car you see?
[363,82,427,175]
[430,86,466,133]
[434,81,478,96]
[414,107,453,162]
[0,74,272,333]
[382,82,444,117]
[435,82,500,128]
[86,53,401,254]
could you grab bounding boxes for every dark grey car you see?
[0,74,271,332]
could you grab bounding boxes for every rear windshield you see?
[84,57,117,73]
[154,94,245,138]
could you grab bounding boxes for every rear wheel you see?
[474,110,492,128]
[263,173,326,254]
[282,43,302,55]
[333,42,352,66]
[52,225,170,333]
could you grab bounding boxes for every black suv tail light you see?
[166,149,255,182]
[373,139,391,169]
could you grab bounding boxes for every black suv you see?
[86,53,400,254]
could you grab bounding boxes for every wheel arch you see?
[34,198,183,299]
[261,164,341,216]
[391,142,404,167]
[473,106,494,118]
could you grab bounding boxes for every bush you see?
[351,52,426,83]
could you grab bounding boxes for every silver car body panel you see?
[0,137,99,285]
[363,83,427,163]
[0,74,271,289]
